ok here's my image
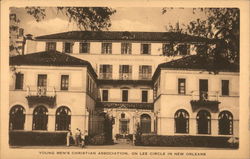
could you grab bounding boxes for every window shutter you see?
[129,43,132,54]
[148,44,151,54]
[119,65,122,73]
[139,65,142,74]
[121,43,124,54]
[140,44,143,54]
[149,66,152,74]
[79,43,82,53]
[110,43,112,54]
[46,43,48,51]
[109,65,113,73]
[63,43,65,53]
[71,42,74,53]
[100,65,103,73]
[101,43,104,54]
[129,65,132,73]
[87,43,90,53]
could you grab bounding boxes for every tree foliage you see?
[9,7,116,55]
[162,8,239,63]
[25,7,116,31]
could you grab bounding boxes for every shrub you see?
[139,135,238,148]
[9,131,67,146]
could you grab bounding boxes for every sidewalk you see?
[10,144,236,150]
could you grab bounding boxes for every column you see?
[211,119,218,136]
[189,118,196,135]
[48,114,55,131]
[25,113,33,131]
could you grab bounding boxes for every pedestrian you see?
[75,128,80,146]
[66,130,72,147]
[80,131,85,148]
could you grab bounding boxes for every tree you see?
[162,8,239,63]
[9,7,116,55]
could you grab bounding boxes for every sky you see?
[10,7,207,37]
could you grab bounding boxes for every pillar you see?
[48,114,55,131]
[25,113,33,131]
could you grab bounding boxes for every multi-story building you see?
[9,31,239,143]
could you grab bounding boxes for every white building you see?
[9,31,239,144]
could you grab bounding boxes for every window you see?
[176,44,189,55]
[222,80,229,96]
[119,65,132,79]
[9,105,25,130]
[121,113,125,119]
[61,75,69,90]
[18,28,24,37]
[79,42,90,53]
[46,42,56,51]
[121,43,132,54]
[63,42,73,53]
[197,110,211,134]
[119,113,129,134]
[101,43,112,54]
[219,111,233,135]
[99,65,112,79]
[142,90,148,102]
[37,74,47,95]
[178,78,186,94]
[175,109,189,133]
[32,105,48,130]
[102,90,109,101]
[55,106,71,131]
[139,65,152,79]
[140,114,151,133]
[15,73,24,89]
[199,79,208,100]
[38,74,47,87]
[122,90,128,102]
[141,43,151,54]
[162,43,174,56]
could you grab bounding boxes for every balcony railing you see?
[139,73,151,80]
[26,86,56,108]
[190,90,220,112]
[119,73,132,80]
[191,90,219,101]
[97,102,153,110]
[99,73,112,79]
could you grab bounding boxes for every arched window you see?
[55,106,71,131]
[32,105,48,130]
[9,105,25,130]
[219,111,233,135]
[197,110,211,134]
[140,114,151,133]
[174,109,189,133]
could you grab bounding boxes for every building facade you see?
[9,31,239,143]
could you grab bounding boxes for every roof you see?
[35,31,216,43]
[10,51,97,78]
[153,55,239,80]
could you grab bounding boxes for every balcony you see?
[99,73,112,80]
[190,91,221,112]
[26,86,56,108]
[119,73,132,80]
[97,102,153,110]
[139,73,152,80]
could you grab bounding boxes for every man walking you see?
[75,128,81,146]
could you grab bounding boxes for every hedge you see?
[137,135,239,148]
[9,131,67,146]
